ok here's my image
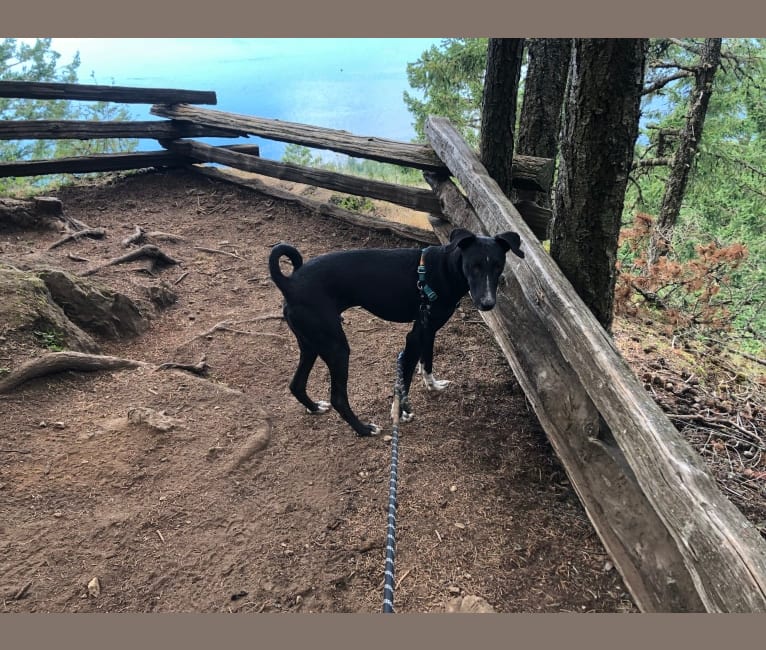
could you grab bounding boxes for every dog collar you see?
[417,250,438,302]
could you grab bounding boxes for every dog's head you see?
[448,228,524,311]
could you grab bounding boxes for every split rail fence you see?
[2,80,765,612]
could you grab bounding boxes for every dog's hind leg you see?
[290,345,330,414]
[317,324,380,437]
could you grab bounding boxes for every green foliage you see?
[281,146,424,187]
[1,38,138,193]
[403,38,488,147]
[281,143,323,167]
[329,193,376,213]
[33,328,65,352]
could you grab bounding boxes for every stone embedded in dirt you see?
[145,283,177,309]
[87,577,101,597]
[37,269,148,338]
[445,595,496,613]
[127,407,182,433]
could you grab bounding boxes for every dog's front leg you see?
[417,328,451,392]
[397,326,423,422]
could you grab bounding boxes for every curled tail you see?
[268,242,303,296]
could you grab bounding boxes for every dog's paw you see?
[400,409,415,423]
[422,373,451,392]
[357,422,381,437]
[307,400,331,415]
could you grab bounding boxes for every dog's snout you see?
[478,298,496,311]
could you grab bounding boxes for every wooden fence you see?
[2,80,765,612]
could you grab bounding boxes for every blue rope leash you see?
[382,351,405,614]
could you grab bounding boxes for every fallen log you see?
[191,165,438,244]
[424,115,766,613]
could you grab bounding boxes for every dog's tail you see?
[268,242,303,296]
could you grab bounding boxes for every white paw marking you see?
[419,366,451,392]
[307,400,330,415]
[368,423,382,436]
[400,410,415,423]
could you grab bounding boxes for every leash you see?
[382,351,405,613]
[382,253,436,612]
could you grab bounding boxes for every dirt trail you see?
[0,168,635,612]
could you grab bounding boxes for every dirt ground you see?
[1,167,760,613]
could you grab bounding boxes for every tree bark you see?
[516,38,572,208]
[551,39,648,332]
[479,38,525,199]
[647,38,723,265]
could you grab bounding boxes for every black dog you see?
[268,228,524,436]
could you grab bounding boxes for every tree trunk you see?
[551,38,648,332]
[479,38,525,199]
[516,38,572,208]
[647,38,723,265]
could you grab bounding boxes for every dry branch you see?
[194,246,243,260]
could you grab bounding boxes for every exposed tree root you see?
[194,246,243,259]
[227,419,272,474]
[80,244,180,277]
[0,352,222,393]
[47,227,106,250]
[156,356,209,376]
[0,351,149,394]
[122,225,185,248]
[179,313,285,349]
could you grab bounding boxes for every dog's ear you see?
[495,231,525,259]
[448,228,476,250]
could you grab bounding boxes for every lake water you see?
[50,38,442,161]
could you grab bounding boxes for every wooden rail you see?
[0,120,245,140]
[0,82,551,231]
[164,138,443,215]
[0,144,260,178]
[151,103,553,192]
[0,81,217,105]
[424,115,766,613]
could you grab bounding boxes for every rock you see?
[446,595,495,613]
[38,269,148,338]
[0,265,100,353]
[145,283,177,309]
[87,577,101,597]
[127,407,182,433]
